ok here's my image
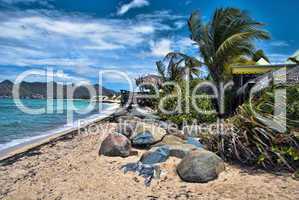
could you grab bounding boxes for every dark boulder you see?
[131,131,155,146]
[121,162,161,186]
[159,134,186,145]
[131,123,167,146]
[168,144,202,159]
[177,150,225,183]
[140,146,170,164]
[99,133,131,157]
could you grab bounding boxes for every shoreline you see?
[0,103,120,162]
[0,111,297,200]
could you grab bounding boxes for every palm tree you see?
[188,8,270,83]
[156,52,201,82]
[224,49,270,77]
[188,8,270,115]
[252,49,270,62]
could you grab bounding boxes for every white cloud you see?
[140,37,196,58]
[149,39,172,57]
[175,37,195,52]
[117,0,149,16]
[270,40,289,47]
[0,13,162,55]
[132,25,155,34]
[0,11,163,68]
[0,9,187,84]
[0,0,54,8]
[1,0,44,3]
[23,58,96,67]
[174,20,185,29]
[268,53,289,64]
[0,68,89,84]
[185,0,192,5]
[136,10,186,21]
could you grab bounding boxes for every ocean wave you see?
[0,134,52,151]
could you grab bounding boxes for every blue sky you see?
[0,0,298,91]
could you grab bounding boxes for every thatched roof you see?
[135,74,163,88]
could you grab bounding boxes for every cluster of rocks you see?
[99,108,225,184]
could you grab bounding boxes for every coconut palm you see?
[252,49,270,62]
[156,52,201,82]
[156,60,181,82]
[223,49,270,78]
[188,8,270,83]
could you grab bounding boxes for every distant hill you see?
[0,80,116,99]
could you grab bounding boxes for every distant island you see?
[0,80,116,99]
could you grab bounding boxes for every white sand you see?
[0,122,298,200]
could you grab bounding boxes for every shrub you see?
[157,79,217,127]
[201,84,299,171]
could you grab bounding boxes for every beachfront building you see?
[120,75,163,107]
[135,74,163,92]
[231,59,298,109]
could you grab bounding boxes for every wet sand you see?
[0,122,298,200]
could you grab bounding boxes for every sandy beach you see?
[0,121,298,200]
[0,0,298,199]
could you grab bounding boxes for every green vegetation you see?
[156,52,201,82]
[144,7,299,172]
[155,52,215,126]
[231,49,270,67]
[154,7,270,117]
[252,49,270,63]
[158,79,217,126]
[188,7,270,82]
[201,84,299,171]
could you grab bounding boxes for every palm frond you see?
[188,7,270,82]
[252,49,270,62]
[188,11,204,42]
[156,61,166,81]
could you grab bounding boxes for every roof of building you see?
[135,74,163,87]
[236,64,299,95]
[231,63,297,75]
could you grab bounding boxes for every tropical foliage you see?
[155,53,216,124]
[188,8,270,82]
[225,49,270,78]
[158,79,217,126]
[156,52,201,82]
[201,83,299,171]
[152,7,299,173]
[252,49,270,63]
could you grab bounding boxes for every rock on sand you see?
[99,133,131,157]
[177,150,225,183]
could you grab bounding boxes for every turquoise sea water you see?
[0,99,112,151]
